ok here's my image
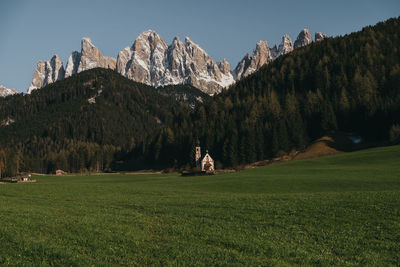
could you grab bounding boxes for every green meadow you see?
[1,145,399,266]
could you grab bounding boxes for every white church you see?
[195,143,215,173]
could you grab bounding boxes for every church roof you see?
[202,153,213,162]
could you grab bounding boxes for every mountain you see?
[233,40,272,80]
[233,29,326,80]
[28,31,234,95]
[28,55,65,94]
[27,29,324,94]
[116,30,234,95]
[28,38,117,94]
[0,85,18,97]
[65,37,116,78]
[294,29,312,48]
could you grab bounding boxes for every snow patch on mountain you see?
[0,85,18,97]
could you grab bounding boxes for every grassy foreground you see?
[0,146,400,265]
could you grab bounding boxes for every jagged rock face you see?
[78,38,116,73]
[116,47,133,77]
[0,85,18,97]
[177,37,234,94]
[217,59,231,76]
[27,29,326,94]
[116,31,234,94]
[28,55,65,93]
[233,40,272,80]
[30,38,117,92]
[65,51,81,78]
[315,32,328,42]
[277,34,294,56]
[121,30,168,85]
[263,35,294,61]
[234,29,322,80]
[56,38,116,80]
[294,29,312,48]
[233,35,294,80]
[233,54,252,80]
[50,55,65,82]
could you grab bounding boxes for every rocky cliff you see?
[234,29,327,80]
[315,32,329,42]
[28,29,327,94]
[116,30,234,94]
[294,29,312,48]
[65,37,116,78]
[28,55,65,94]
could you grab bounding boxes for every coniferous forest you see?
[0,17,399,176]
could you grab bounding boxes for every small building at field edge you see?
[56,170,66,176]
[195,141,215,172]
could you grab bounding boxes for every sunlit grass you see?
[0,145,399,265]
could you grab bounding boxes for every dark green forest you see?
[0,70,192,176]
[134,17,400,169]
[0,17,399,176]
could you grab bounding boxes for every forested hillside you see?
[0,69,192,176]
[134,17,400,169]
[0,17,399,175]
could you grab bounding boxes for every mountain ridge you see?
[26,29,327,95]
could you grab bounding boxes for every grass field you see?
[1,145,400,265]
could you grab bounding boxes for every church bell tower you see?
[195,140,201,168]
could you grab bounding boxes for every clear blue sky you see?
[0,0,399,92]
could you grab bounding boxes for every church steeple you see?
[195,140,201,168]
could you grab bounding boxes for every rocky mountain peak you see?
[78,37,116,73]
[49,55,65,82]
[234,29,324,81]
[116,30,234,94]
[184,37,206,56]
[27,28,326,94]
[81,37,95,50]
[65,51,81,78]
[0,85,18,97]
[117,30,169,85]
[254,40,271,67]
[315,32,328,42]
[28,55,65,94]
[217,59,231,76]
[294,29,312,48]
[134,30,168,52]
[233,40,272,80]
[278,34,294,56]
[30,38,116,92]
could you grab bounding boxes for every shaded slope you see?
[0,68,194,174]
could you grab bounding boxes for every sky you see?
[0,0,399,92]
